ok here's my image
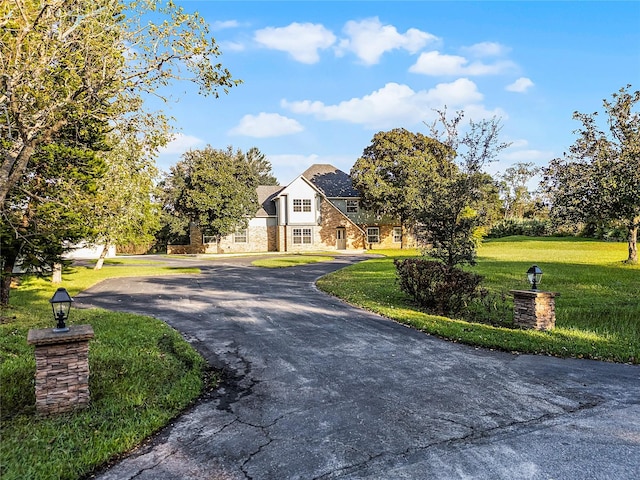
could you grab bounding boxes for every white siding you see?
[278,177,318,225]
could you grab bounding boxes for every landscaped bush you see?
[464,290,514,327]
[318,240,639,363]
[487,218,553,238]
[580,222,628,242]
[394,258,484,316]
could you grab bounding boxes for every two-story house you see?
[168,164,414,254]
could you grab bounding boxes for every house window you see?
[293,199,312,212]
[393,227,402,243]
[203,235,216,244]
[346,200,359,213]
[367,227,380,244]
[234,228,247,243]
[293,228,312,244]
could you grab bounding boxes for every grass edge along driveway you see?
[0,264,206,480]
[316,236,639,364]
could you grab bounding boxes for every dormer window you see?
[293,198,312,212]
[346,200,359,213]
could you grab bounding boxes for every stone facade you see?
[167,164,417,254]
[318,198,366,250]
[27,325,94,415]
[166,222,208,254]
[218,223,278,253]
[274,199,367,252]
[511,290,558,330]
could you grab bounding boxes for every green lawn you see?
[317,237,639,364]
[0,264,206,480]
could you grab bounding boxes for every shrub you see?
[580,222,627,242]
[487,218,553,238]
[464,290,514,327]
[394,258,484,316]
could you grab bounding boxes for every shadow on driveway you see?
[76,256,640,480]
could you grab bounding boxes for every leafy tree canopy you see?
[350,128,454,228]
[245,147,279,186]
[1,0,241,205]
[161,146,260,240]
[0,0,240,303]
[91,131,162,269]
[418,109,510,266]
[498,162,542,219]
[0,120,109,304]
[542,85,640,263]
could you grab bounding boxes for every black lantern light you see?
[50,287,73,332]
[526,265,543,291]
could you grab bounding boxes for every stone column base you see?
[510,290,559,331]
[27,325,94,415]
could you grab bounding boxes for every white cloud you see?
[336,17,438,65]
[501,149,554,162]
[158,133,204,155]
[506,77,535,93]
[281,79,498,130]
[212,20,240,30]
[220,40,245,52]
[508,139,530,149]
[254,23,336,64]
[410,50,516,76]
[462,42,510,58]
[228,113,304,138]
[487,147,555,186]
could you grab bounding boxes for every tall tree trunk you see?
[627,225,638,264]
[0,141,36,205]
[52,263,62,283]
[0,252,18,307]
[94,240,112,270]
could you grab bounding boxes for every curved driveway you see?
[76,255,640,480]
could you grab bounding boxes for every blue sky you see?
[155,1,640,185]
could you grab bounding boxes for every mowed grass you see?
[252,255,335,268]
[0,264,206,480]
[317,237,639,364]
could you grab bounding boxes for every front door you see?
[336,228,346,250]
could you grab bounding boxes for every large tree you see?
[350,128,453,240]
[498,162,541,219]
[161,146,259,243]
[1,0,239,205]
[543,85,639,263]
[1,0,240,303]
[245,147,279,186]
[0,122,108,304]
[92,133,161,270]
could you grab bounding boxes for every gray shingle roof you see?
[301,164,359,198]
[256,185,284,216]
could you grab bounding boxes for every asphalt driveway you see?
[76,255,640,480]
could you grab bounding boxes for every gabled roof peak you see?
[301,164,359,198]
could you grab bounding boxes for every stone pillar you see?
[510,290,559,331]
[27,325,94,415]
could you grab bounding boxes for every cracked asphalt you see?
[75,255,640,480]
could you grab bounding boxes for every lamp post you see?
[28,288,93,415]
[526,265,543,291]
[50,287,73,333]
